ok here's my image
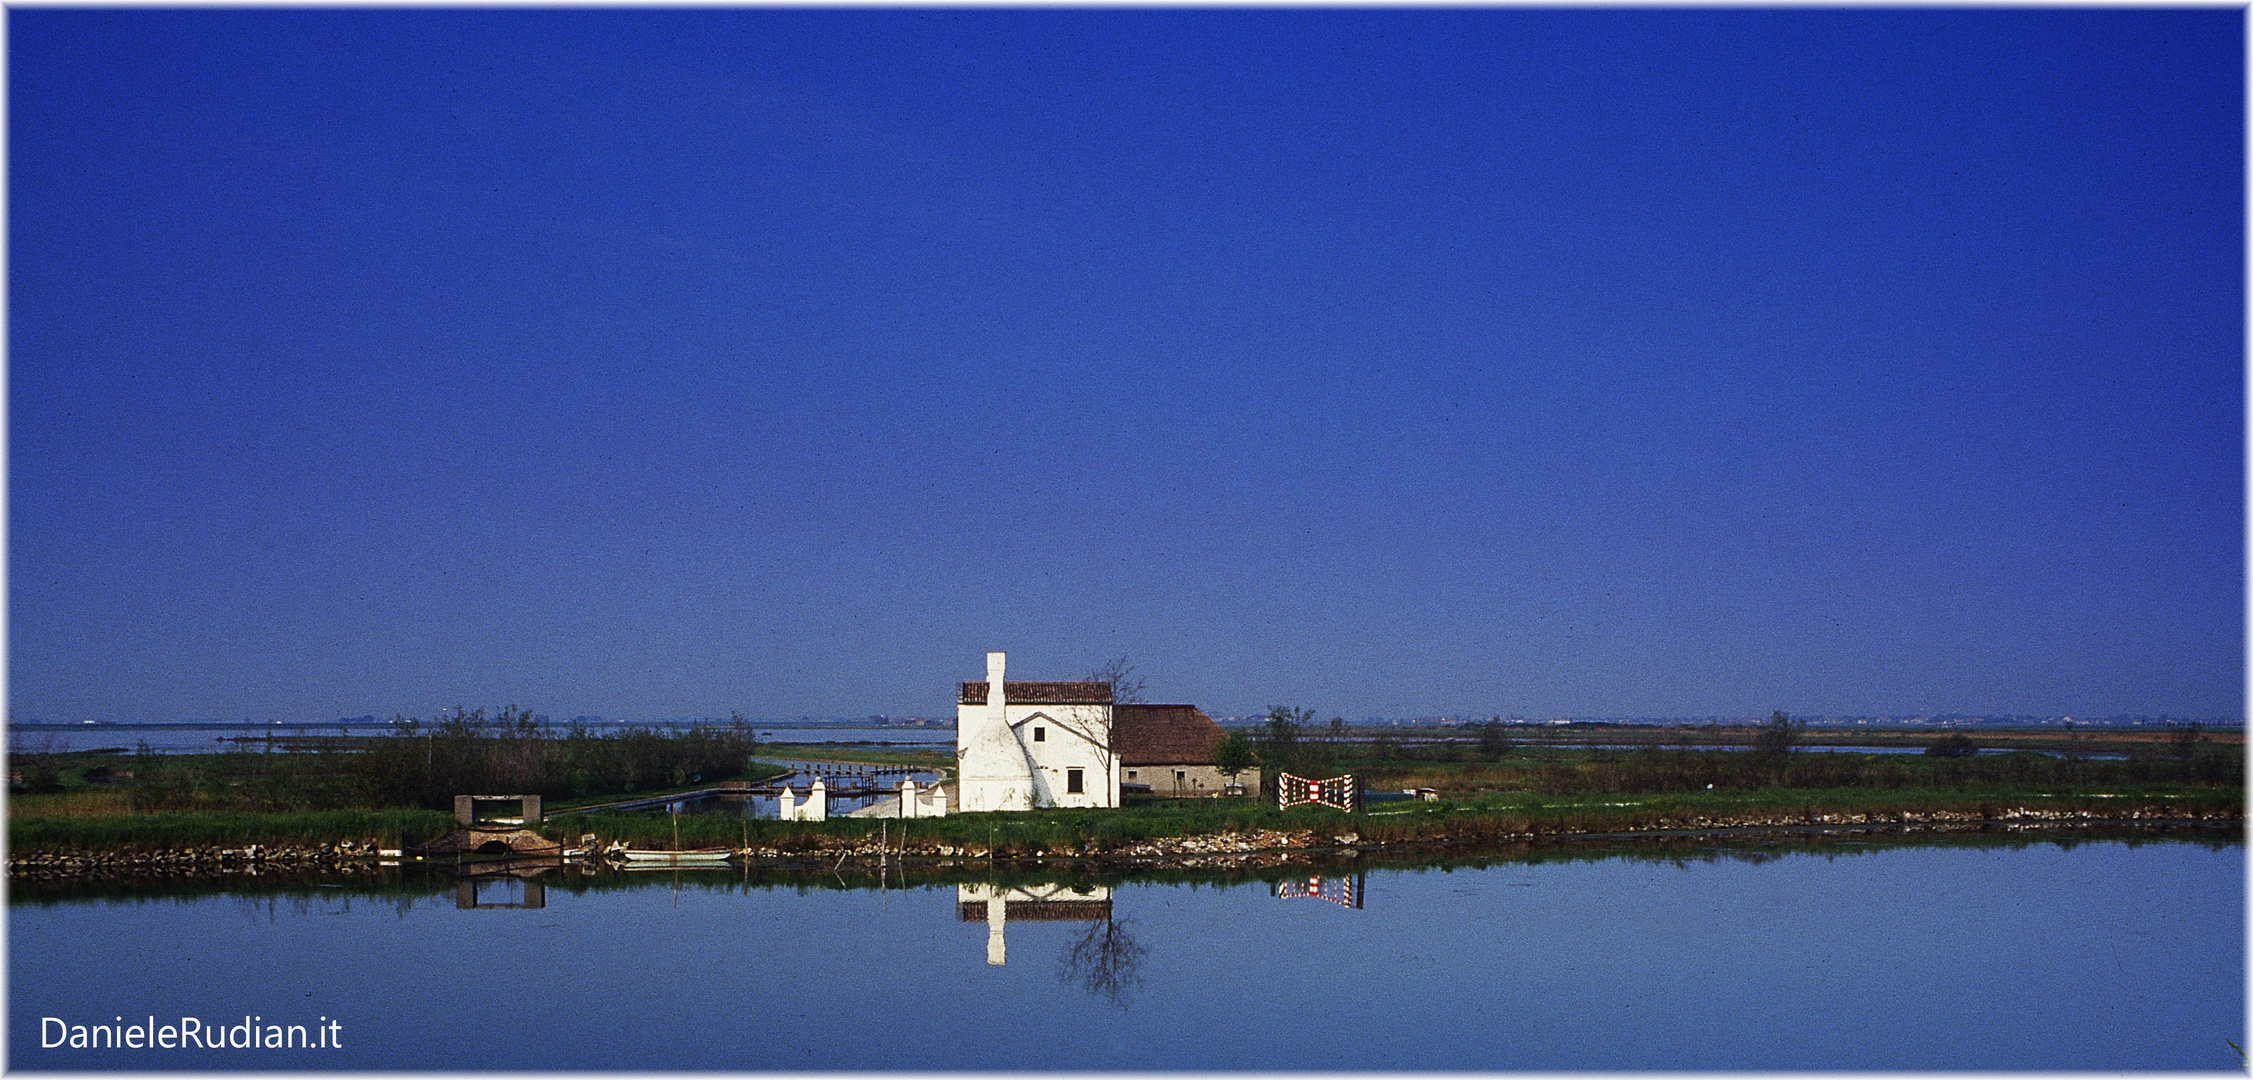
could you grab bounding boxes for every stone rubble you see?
[8,840,391,881]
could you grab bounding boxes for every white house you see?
[955,652,1119,811]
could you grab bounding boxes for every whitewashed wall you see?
[1010,704,1119,808]
[954,652,1120,812]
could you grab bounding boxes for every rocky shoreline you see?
[9,806,2237,882]
[8,840,394,881]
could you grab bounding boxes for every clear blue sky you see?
[10,9,2243,723]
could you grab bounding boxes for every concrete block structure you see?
[453,794,542,825]
[777,777,827,821]
[899,778,949,817]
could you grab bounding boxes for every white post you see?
[900,778,919,819]
[807,776,827,822]
[932,783,949,818]
[986,894,1007,966]
[778,785,798,821]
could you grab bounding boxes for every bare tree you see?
[1057,915,1149,1008]
[1085,656,1147,705]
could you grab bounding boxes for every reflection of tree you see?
[1057,915,1149,1009]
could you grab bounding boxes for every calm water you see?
[8,833,2241,1071]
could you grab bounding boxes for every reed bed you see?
[9,788,136,819]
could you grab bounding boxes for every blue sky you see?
[10,9,2243,723]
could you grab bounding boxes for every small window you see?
[1176,770,1186,782]
[1033,727,1045,742]
[1066,768,1084,794]
[1126,770,1137,779]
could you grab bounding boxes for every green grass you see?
[9,809,459,853]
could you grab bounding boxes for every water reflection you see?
[9,829,2239,1071]
[1272,871,1367,908]
[952,882,1154,1007]
[1057,912,1148,1008]
[957,883,1112,966]
[456,876,546,910]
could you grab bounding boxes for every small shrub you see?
[1925,734,1978,758]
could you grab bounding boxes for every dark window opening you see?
[1066,768,1084,794]
[1033,727,1045,742]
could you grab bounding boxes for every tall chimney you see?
[986,651,1007,713]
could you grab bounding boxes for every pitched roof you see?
[1112,704,1225,765]
[959,900,1112,923]
[959,681,1114,706]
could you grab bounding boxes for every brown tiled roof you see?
[1112,704,1224,765]
[959,681,1114,706]
[959,900,1112,922]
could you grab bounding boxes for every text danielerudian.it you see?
[42,1015,342,1050]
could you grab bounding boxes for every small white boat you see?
[617,848,734,865]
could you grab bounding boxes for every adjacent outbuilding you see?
[1114,704,1240,797]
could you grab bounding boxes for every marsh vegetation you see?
[6,710,2240,859]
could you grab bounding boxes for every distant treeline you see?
[125,708,765,813]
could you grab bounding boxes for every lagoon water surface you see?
[8,834,2241,1071]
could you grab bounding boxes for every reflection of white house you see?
[958,882,1114,966]
[956,652,1119,811]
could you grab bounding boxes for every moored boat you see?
[616,847,734,865]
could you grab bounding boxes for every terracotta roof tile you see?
[1112,704,1224,765]
[958,900,1112,922]
[959,681,1114,706]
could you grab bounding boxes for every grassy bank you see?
[8,808,458,854]
[1285,740,2242,797]
[9,721,2240,863]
